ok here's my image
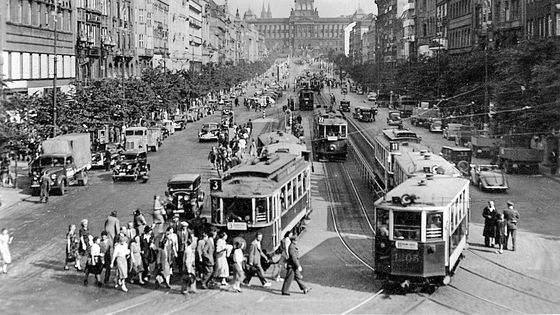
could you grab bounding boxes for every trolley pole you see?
[52,1,59,137]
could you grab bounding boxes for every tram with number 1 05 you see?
[312,108,348,161]
[374,176,470,292]
[209,131,312,252]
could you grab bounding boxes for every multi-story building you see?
[525,0,557,40]
[244,0,355,57]
[75,0,103,84]
[349,15,374,64]
[152,0,169,68]
[168,0,189,70]
[2,0,76,96]
[188,0,204,71]
[363,21,378,63]
[133,0,154,75]
[447,0,474,54]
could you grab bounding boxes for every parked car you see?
[470,164,509,192]
[339,100,351,112]
[198,123,220,142]
[367,92,377,101]
[112,150,150,182]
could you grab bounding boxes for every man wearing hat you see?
[504,201,520,251]
[176,221,189,272]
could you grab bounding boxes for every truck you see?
[147,127,163,152]
[498,147,544,174]
[470,130,502,158]
[124,127,148,153]
[29,133,92,195]
[397,95,416,118]
[410,107,440,128]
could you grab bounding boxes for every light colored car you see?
[470,164,509,192]
[367,92,377,101]
[429,119,443,132]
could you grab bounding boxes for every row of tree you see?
[335,39,560,135]
[0,59,273,150]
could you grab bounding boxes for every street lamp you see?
[51,0,62,137]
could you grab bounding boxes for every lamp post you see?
[52,1,61,137]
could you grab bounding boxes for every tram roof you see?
[212,177,277,198]
[227,153,308,181]
[394,151,461,177]
[258,131,307,156]
[314,109,347,125]
[382,129,420,141]
[375,177,469,208]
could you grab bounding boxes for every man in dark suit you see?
[504,201,520,251]
[199,230,214,289]
[281,236,310,296]
[243,232,271,287]
[176,222,189,272]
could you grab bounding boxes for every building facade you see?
[244,0,355,57]
[2,0,76,96]
[188,0,203,71]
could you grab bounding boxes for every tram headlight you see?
[427,245,436,254]
[329,144,336,151]
[244,215,251,222]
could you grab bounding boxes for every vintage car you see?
[166,174,205,220]
[112,150,150,182]
[367,92,377,101]
[387,110,403,126]
[91,143,121,170]
[173,114,185,131]
[441,146,472,175]
[353,106,375,122]
[339,100,351,112]
[186,108,199,122]
[198,123,220,142]
[470,164,509,192]
[429,119,443,133]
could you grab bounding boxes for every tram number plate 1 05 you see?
[227,222,248,231]
[395,240,419,250]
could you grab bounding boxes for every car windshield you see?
[202,124,218,130]
[122,154,138,160]
[168,182,194,191]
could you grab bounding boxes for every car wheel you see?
[133,173,138,181]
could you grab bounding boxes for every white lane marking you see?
[340,289,384,315]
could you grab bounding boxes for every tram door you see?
[272,194,281,249]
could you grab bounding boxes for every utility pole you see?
[52,1,59,137]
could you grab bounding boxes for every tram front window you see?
[223,197,252,223]
[426,212,443,239]
[326,125,340,137]
[376,209,389,237]
[393,211,421,241]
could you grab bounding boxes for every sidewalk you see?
[0,161,31,211]
[540,164,560,184]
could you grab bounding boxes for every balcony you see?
[403,2,415,11]
[189,17,202,29]
[189,0,202,13]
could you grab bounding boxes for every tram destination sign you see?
[227,222,248,231]
[395,240,418,250]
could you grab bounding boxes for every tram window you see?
[376,209,389,237]
[293,179,298,200]
[326,125,339,137]
[280,187,286,210]
[303,171,308,191]
[287,182,293,205]
[319,125,325,137]
[256,198,268,223]
[298,174,303,196]
[393,211,421,241]
[211,197,221,223]
[426,212,443,239]
[341,125,347,137]
[223,197,253,223]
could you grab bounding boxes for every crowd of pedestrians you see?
[208,120,257,172]
[482,200,520,254]
[63,207,310,296]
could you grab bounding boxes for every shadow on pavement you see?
[300,237,377,293]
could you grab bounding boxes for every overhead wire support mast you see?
[52,1,60,137]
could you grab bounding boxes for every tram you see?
[210,131,312,253]
[313,109,348,161]
[310,77,322,92]
[374,176,470,292]
[299,88,315,111]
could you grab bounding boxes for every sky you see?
[218,0,377,18]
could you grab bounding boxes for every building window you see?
[139,34,144,48]
[139,9,144,23]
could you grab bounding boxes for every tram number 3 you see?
[209,178,222,192]
[393,252,420,263]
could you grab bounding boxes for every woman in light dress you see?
[214,231,231,286]
[111,236,130,292]
[129,235,145,285]
[231,239,245,293]
[0,228,14,274]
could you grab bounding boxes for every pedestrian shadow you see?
[299,237,379,293]
[467,242,499,253]
[95,172,114,182]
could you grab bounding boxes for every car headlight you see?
[128,165,132,170]
[50,174,57,180]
